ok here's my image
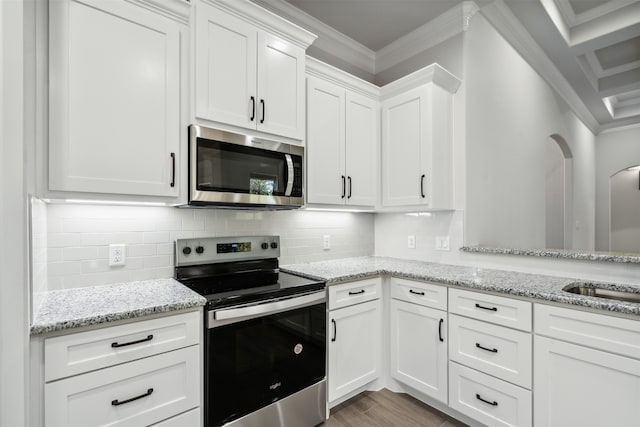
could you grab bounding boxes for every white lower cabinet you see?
[534,304,640,427]
[45,346,200,427]
[43,312,202,427]
[328,278,382,403]
[389,279,448,403]
[449,362,532,427]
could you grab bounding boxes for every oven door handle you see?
[209,291,325,328]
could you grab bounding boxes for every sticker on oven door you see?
[293,343,303,355]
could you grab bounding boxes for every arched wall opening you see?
[545,134,573,249]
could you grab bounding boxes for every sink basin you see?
[564,283,640,303]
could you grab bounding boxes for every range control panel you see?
[175,236,280,266]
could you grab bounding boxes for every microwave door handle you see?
[284,154,294,196]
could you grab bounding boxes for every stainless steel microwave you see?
[187,125,304,209]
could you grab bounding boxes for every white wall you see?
[595,125,640,251]
[610,168,640,252]
[1,0,29,424]
[44,204,375,290]
[464,13,596,250]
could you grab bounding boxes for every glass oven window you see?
[205,303,326,427]
[197,138,287,195]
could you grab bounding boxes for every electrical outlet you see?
[435,236,450,251]
[323,235,331,250]
[407,235,416,249]
[109,244,126,266]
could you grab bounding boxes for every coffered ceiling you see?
[254,0,640,133]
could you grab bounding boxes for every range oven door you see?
[205,293,326,427]
[189,125,304,208]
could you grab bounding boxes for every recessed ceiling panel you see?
[286,0,460,51]
[594,36,640,70]
[568,0,610,15]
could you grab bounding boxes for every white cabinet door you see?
[534,335,640,427]
[328,299,381,403]
[390,299,448,403]
[257,33,305,140]
[345,91,378,207]
[381,86,426,207]
[195,3,257,130]
[49,0,181,197]
[306,77,345,205]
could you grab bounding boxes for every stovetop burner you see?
[174,236,325,310]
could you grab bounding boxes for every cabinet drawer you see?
[329,278,381,310]
[449,362,532,427]
[151,408,200,426]
[45,345,200,427]
[45,311,201,381]
[535,304,640,359]
[390,277,447,310]
[449,288,532,331]
[449,314,532,389]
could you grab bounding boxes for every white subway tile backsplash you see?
[43,204,375,290]
[63,247,98,261]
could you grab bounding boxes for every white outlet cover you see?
[435,236,450,251]
[407,235,416,249]
[323,235,331,250]
[109,244,126,266]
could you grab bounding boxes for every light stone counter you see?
[31,278,206,335]
[282,256,640,316]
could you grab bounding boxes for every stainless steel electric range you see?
[174,236,327,427]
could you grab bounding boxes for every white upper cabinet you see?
[306,59,379,207]
[49,0,188,199]
[381,65,460,209]
[194,0,315,142]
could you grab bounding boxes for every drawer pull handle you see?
[348,290,365,295]
[331,319,337,342]
[409,290,425,296]
[111,388,154,406]
[476,343,498,353]
[111,334,153,348]
[438,318,444,342]
[476,393,498,406]
[475,303,497,312]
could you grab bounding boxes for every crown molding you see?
[306,57,379,99]
[599,120,640,134]
[481,0,600,133]
[463,1,480,31]
[375,3,470,74]
[127,0,191,24]
[380,63,461,100]
[207,0,317,49]
[250,0,375,74]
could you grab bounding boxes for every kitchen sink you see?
[563,283,640,303]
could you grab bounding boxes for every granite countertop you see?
[31,278,207,335]
[461,245,640,264]
[282,256,640,316]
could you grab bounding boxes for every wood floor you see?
[323,389,468,427]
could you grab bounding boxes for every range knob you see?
[261,242,269,250]
[270,242,278,249]
[182,246,192,255]
[195,246,204,254]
